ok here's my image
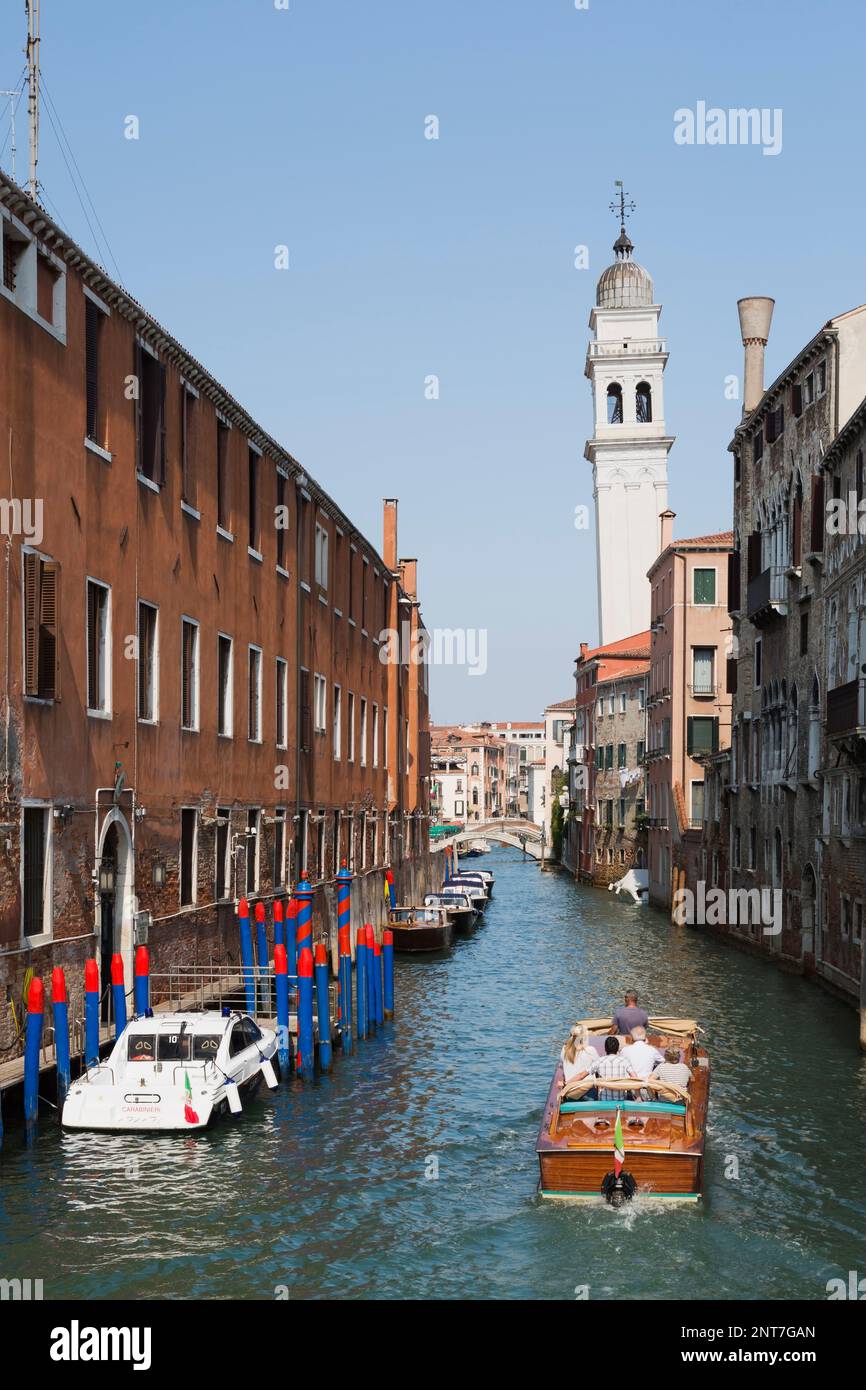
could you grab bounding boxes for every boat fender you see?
[225,1080,243,1115]
[259,1058,278,1089]
[601,1170,637,1206]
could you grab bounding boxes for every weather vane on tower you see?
[609,180,636,236]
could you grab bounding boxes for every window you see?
[635,381,652,423]
[333,684,342,760]
[754,637,763,689]
[617,742,626,768]
[362,558,369,631]
[619,692,627,714]
[274,808,287,889]
[800,611,809,656]
[854,901,863,948]
[693,568,716,605]
[606,382,623,424]
[22,805,51,939]
[618,797,626,826]
[86,579,111,715]
[248,447,260,553]
[22,551,60,701]
[749,825,757,870]
[360,697,368,767]
[383,706,389,769]
[314,674,327,733]
[372,703,379,767]
[605,744,614,770]
[347,692,355,762]
[315,523,329,589]
[248,646,262,742]
[638,685,646,711]
[85,298,105,446]
[607,697,614,717]
[218,635,233,737]
[181,384,197,506]
[216,420,230,531]
[135,343,166,485]
[298,492,310,584]
[690,781,705,827]
[637,739,645,762]
[816,360,826,396]
[687,716,719,756]
[180,809,197,906]
[276,473,288,570]
[692,647,715,696]
[137,601,158,722]
[804,372,815,406]
[215,807,231,900]
[276,658,288,749]
[246,809,260,894]
[181,618,199,730]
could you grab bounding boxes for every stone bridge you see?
[434,818,544,861]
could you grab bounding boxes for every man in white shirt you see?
[619,1025,664,1079]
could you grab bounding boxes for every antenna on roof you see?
[25,0,40,198]
[0,90,19,182]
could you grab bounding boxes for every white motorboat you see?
[62,1009,279,1132]
[425,890,478,933]
[608,867,649,905]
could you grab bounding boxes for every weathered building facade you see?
[0,171,431,1048]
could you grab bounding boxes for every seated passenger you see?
[591,1036,638,1102]
[609,990,650,1037]
[653,1047,692,1091]
[619,1026,665,1079]
[559,1024,598,1099]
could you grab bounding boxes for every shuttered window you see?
[299,669,311,752]
[22,806,49,938]
[810,473,825,553]
[218,635,233,737]
[86,579,109,712]
[248,646,262,742]
[181,385,196,506]
[693,568,716,605]
[687,716,719,756]
[137,601,158,721]
[181,619,199,730]
[276,658,288,749]
[23,552,60,700]
[135,342,166,484]
[217,422,230,530]
[85,299,101,443]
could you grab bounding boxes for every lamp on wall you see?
[151,857,166,888]
[98,860,116,894]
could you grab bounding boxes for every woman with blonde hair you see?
[560,1024,598,1095]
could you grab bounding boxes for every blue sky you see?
[2,0,864,721]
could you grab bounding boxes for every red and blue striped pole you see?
[373,933,384,1027]
[254,902,269,1011]
[274,943,291,1074]
[286,896,298,990]
[294,877,314,974]
[237,897,256,1014]
[355,927,367,1042]
[383,929,394,1020]
[314,943,332,1071]
[273,898,286,951]
[364,923,377,1033]
[296,946,314,1078]
[52,967,71,1105]
[337,858,352,940]
[110,954,127,1039]
[134,945,150,1016]
[338,922,353,1054]
[84,958,100,1068]
[24,976,44,1131]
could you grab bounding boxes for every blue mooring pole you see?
[355,927,367,1042]
[383,929,394,1020]
[84,959,100,1068]
[254,902,269,1012]
[110,955,127,1039]
[273,898,286,952]
[134,945,150,1016]
[274,944,291,1074]
[364,924,377,1034]
[339,923,353,1054]
[51,967,71,1106]
[296,946,314,1078]
[286,898,298,992]
[373,937,384,1027]
[24,976,44,1132]
[314,943,332,1071]
[237,898,256,1014]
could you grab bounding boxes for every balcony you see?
[587,339,667,360]
[827,678,866,739]
[747,566,788,626]
[688,681,720,700]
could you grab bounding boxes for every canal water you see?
[2,846,865,1301]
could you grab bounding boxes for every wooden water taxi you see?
[536,1018,709,1203]
[387,904,455,954]
[425,891,478,934]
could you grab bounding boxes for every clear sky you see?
[2,0,864,722]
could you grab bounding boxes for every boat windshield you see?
[127,1034,156,1062]
[157,1032,191,1061]
[192,1033,223,1060]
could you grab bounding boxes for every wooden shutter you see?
[23,551,40,696]
[86,582,100,709]
[182,624,192,727]
[157,363,166,485]
[38,560,60,700]
[300,670,311,752]
[727,549,740,611]
[792,488,802,565]
[85,300,99,442]
[791,383,803,418]
[810,473,825,553]
[747,531,762,581]
[134,341,143,474]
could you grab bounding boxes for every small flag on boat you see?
[613,1108,624,1177]
[184,1070,199,1126]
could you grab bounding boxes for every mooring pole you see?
[294,877,314,968]
[84,958,100,1068]
[110,954,127,1039]
[382,929,394,1020]
[254,902,269,1012]
[274,944,291,1074]
[51,967,71,1106]
[296,946,314,1079]
[24,976,44,1132]
[364,924,377,1034]
[134,945,150,1016]
[237,897,256,1014]
[286,896,298,992]
[314,943,332,1072]
[372,933,384,1027]
[273,897,285,952]
[338,921,353,1053]
[355,927,367,1042]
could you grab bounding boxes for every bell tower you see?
[585,186,673,643]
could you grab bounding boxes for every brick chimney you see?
[400,558,418,599]
[383,499,398,571]
[659,508,676,553]
[579,641,589,662]
[737,297,775,413]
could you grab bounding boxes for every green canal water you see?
[1,846,865,1301]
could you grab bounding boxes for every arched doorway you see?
[96,809,134,1021]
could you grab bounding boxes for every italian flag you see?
[613,1108,624,1177]
[184,1071,200,1126]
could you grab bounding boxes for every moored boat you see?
[425,890,478,934]
[388,904,455,953]
[62,1009,279,1131]
[536,1017,709,1203]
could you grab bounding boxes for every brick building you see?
[0,170,430,1047]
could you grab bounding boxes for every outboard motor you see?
[601,1170,637,1206]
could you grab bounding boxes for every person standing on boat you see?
[609,990,649,1037]
[559,1024,598,1098]
[591,1037,638,1102]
